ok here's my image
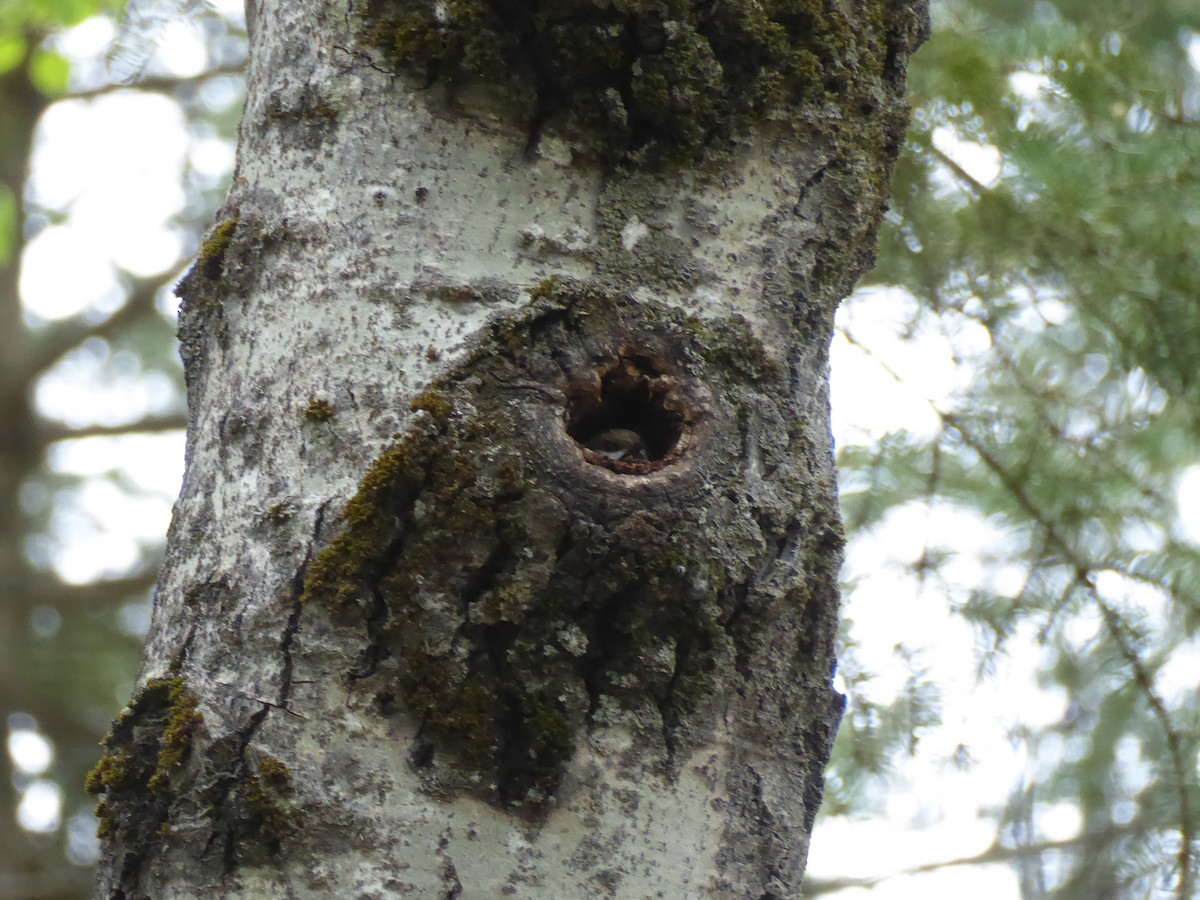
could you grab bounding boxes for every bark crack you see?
[656,634,687,766]
[203,702,272,871]
[279,502,328,707]
[437,829,464,899]
[331,42,396,76]
[722,516,803,677]
[205,504,331,871]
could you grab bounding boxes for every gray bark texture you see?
[90,0,927,896]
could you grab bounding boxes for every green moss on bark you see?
[300,289,804,808]
[86,675,202,848]
[240,756,296,849]
[363,0,913,162]
[197,216,239,280]
[303,397,335,423]
[301,391,453,613]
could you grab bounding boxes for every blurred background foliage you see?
[1,0,1198,897]
[0,0,245,895]
[820,1,1200,896]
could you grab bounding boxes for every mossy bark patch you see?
[238,756,296,852]
[303,285,843,812]
[197,216,240,280]
[302,397,336,423]
[86,676,202,879]
[363,0,926,162]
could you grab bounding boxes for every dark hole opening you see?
[409,740,435,769]
[566,355,685,466]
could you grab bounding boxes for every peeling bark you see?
[92,0,928,895]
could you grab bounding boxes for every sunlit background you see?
[4,1,1200,897]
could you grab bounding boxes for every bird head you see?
[582,428,647,461]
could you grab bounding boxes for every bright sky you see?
[8,12,1200,893]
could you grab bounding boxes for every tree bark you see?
[91,0,927,895]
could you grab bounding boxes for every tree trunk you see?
[90,0,927,895]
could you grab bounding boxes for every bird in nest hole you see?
[583,428,648,461]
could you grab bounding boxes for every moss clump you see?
[85,749,133,796]
[527,276,560,301]
[363,0,896,163]
[94,801,115,839]
[147,678,203,793]
[265,500,297,522]
[303,397,335,422]
[301,390,456,611]
[86,674,203,845]
[409,389,453,420]
[197,216,239,280]
[240,757,295,848]
[302,427,446,611]
[257,756,292,790]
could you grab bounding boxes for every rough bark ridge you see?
[92,0,927,896]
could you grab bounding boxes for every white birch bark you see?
[91,0,927,896]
